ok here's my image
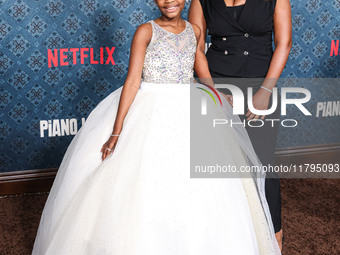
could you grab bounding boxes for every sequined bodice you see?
[142,20,197,84]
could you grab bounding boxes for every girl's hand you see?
[101,135,119,161]
[246,88,271,120]
[220,92,233,107]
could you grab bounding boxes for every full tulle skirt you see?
[32,82,278,255]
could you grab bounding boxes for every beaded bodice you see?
[142,20,197,84]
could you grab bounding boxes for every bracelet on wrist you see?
[110,134,120,137]
[260,86,272,93]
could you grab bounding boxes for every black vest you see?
[199,0,277,77]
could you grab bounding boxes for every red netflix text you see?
[330,40,339,57]
[47,47,116,68]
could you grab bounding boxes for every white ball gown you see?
[32,20,281,255]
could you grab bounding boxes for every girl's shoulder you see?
[133,22,153,45]
[135,22,153,36]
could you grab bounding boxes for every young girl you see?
[32,0,280,254]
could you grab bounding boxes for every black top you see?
[199,0,277,77]
[227,4,244,22]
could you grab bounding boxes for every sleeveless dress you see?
[32,20,280,255]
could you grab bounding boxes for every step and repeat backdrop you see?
[0,0,339,172]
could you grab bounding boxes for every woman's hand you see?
[220,92,233,107]
[246,88,271,120]
[101,135,119,161]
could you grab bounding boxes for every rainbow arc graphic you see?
[196,83,223,115]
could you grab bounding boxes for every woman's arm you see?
[189,0,234,105]
[188,0,214,87]
[246,0,292,120]
[101,23,152,160]
[265,0,292,81]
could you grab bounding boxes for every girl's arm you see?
[246,0,292,120]
[101,23,152,160]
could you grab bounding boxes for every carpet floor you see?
[0,179,339,254]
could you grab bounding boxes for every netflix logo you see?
[47,47,116,68]
[330,40,339,57]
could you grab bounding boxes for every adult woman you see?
[189,0,292,250]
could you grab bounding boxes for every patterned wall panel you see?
[275,0,339,148]
[0,0,339,172]
[288,0,339,77]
